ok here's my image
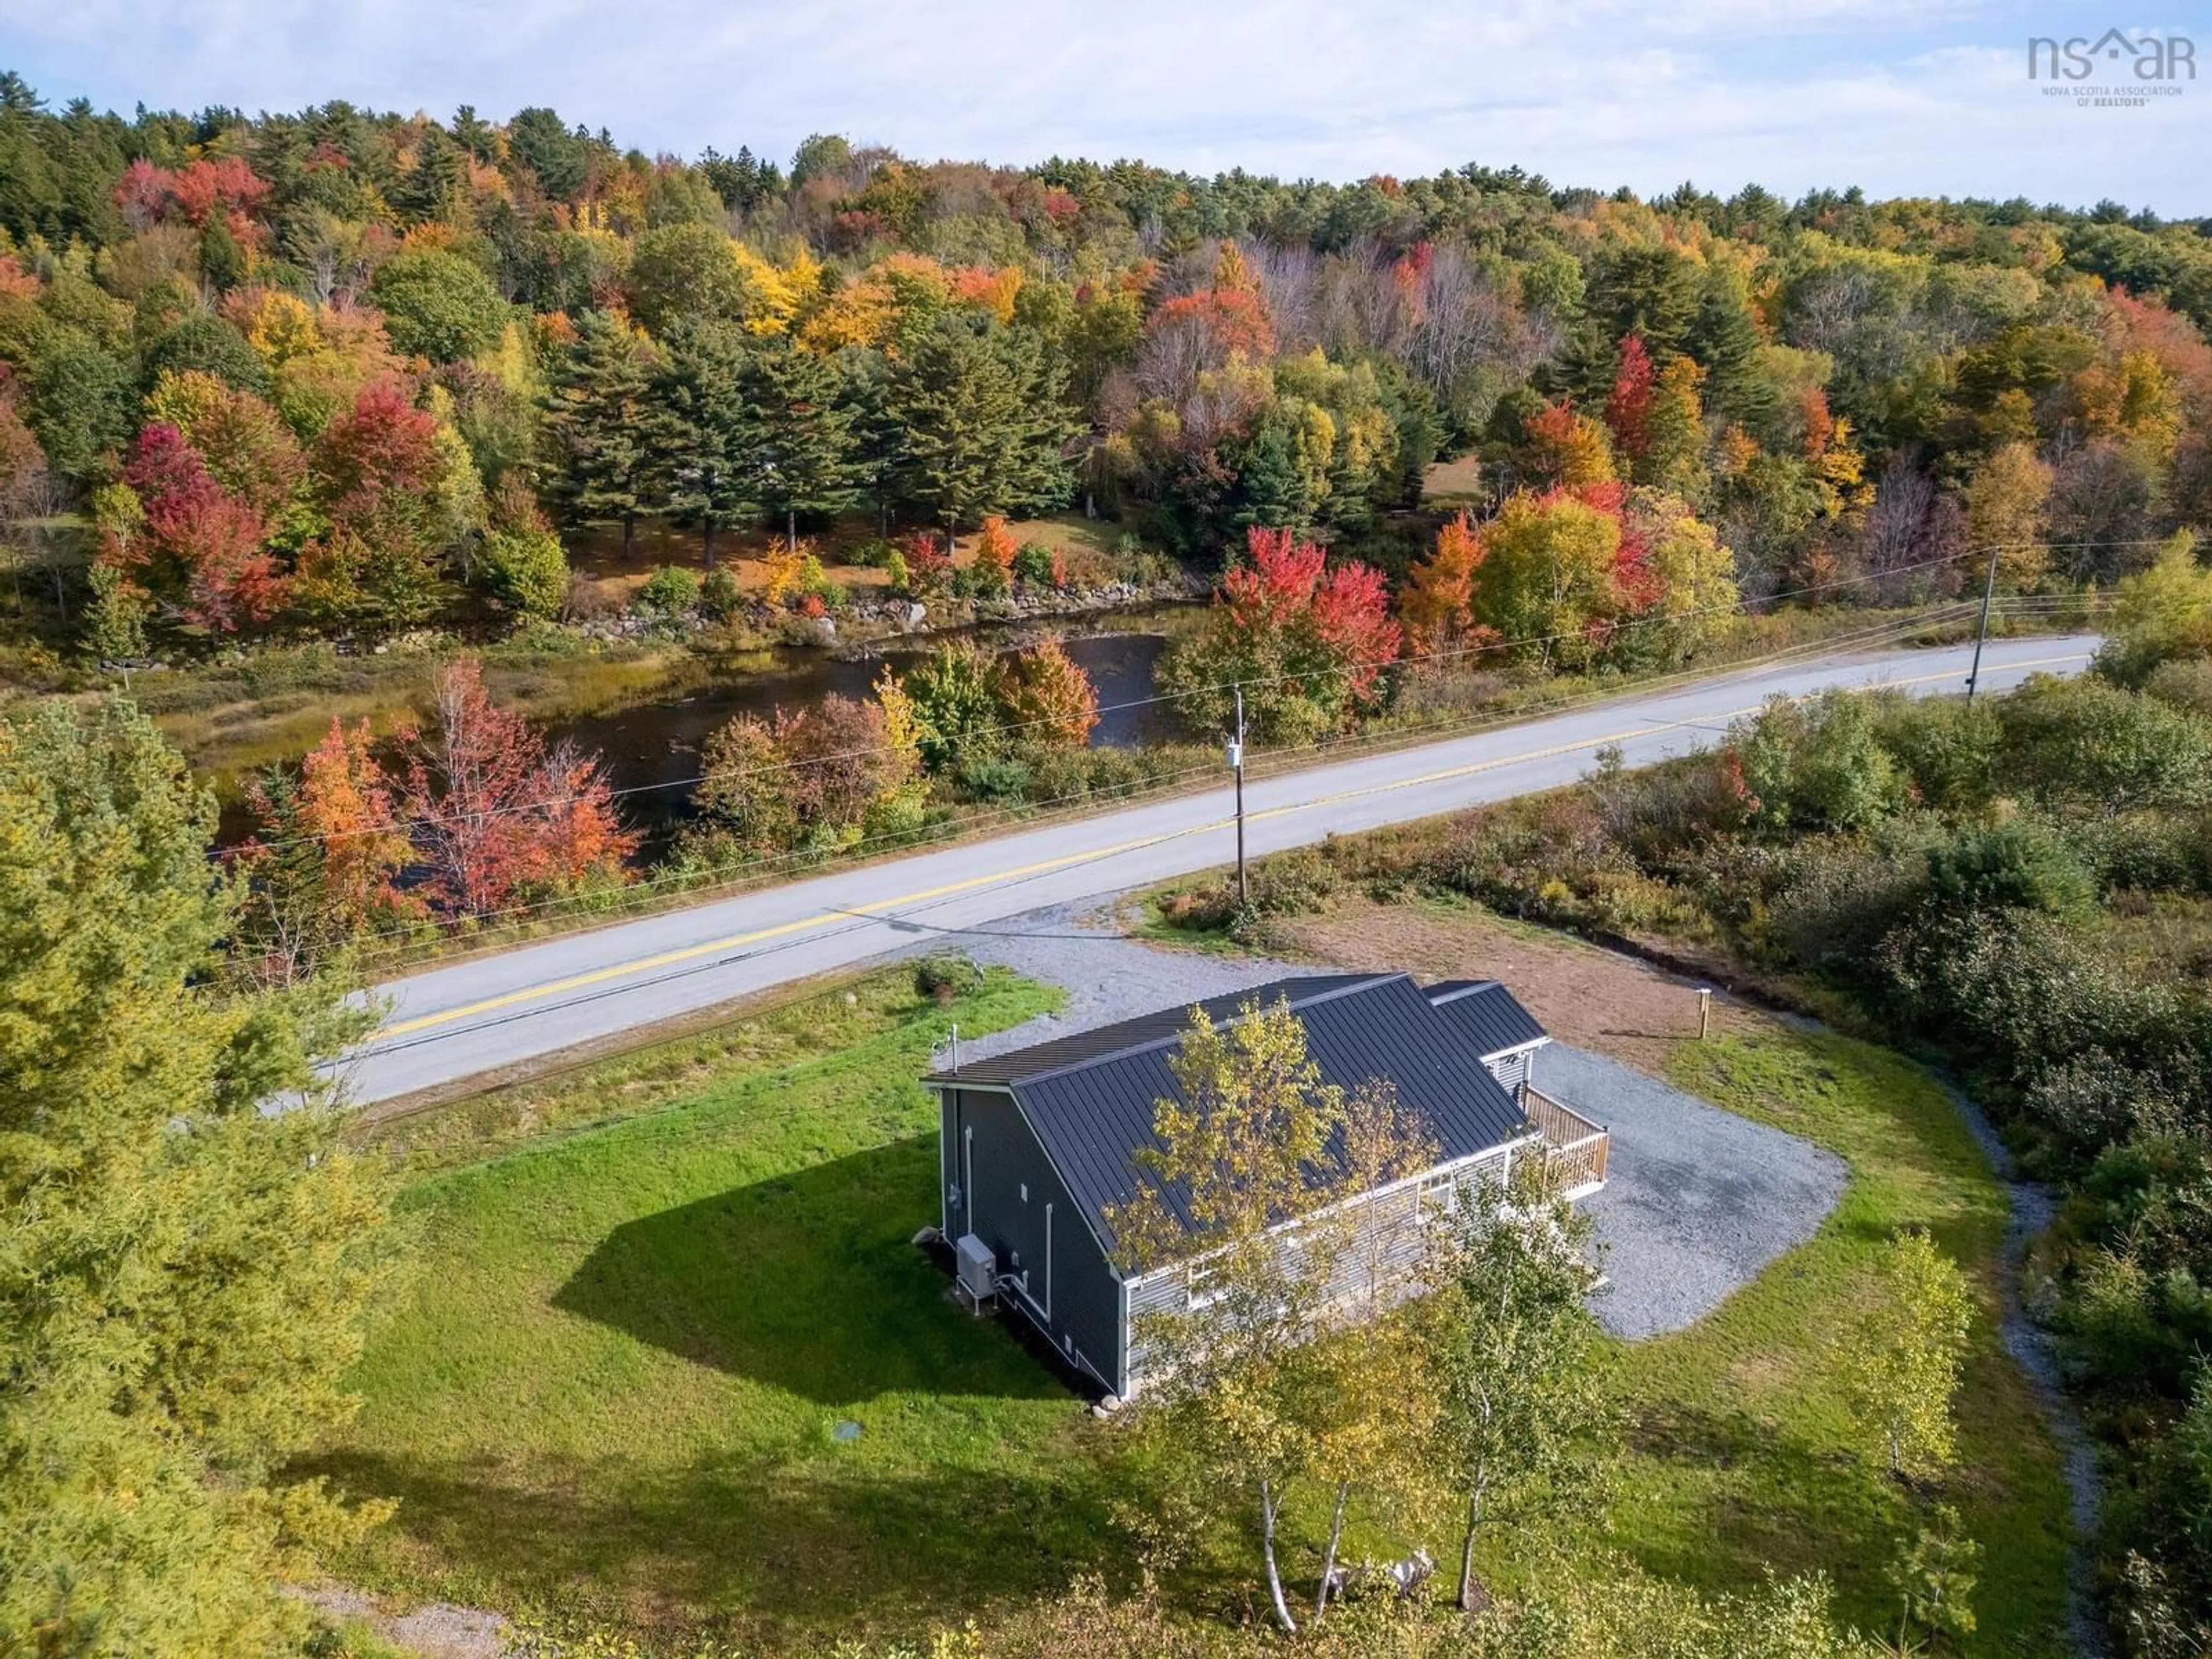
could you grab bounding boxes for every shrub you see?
[1925,818,2096,918]
[913,954,982,1002]
[1590,747,1757,866]
[634,565,702,622]
[2146,657,2212,720]
[1013,540,1057,588]
[1733,692,1911,834]
[902,531,950,594]
[691,716,798,851]
[1998,675,2212,815]
[971,516,1016,598]
[956,752,1032,802]
[692,692,919,854]
[1154,881,1242,935]
[477,528,569,622]
[563,574,620,624]
[760,542,806,607]
[698,565,743,622]
[796,554,846,609]
[2099,530,2212,686]
[999,641,1100,749]
[1873,694,2003,812]
[1760,826,1934,979]
[904,643,1002,771]
[1245,844,1344,916]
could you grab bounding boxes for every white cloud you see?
[0,0,2204,211]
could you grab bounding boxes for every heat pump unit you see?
[956,1233,997,1305]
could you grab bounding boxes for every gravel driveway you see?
[1529,1043,1847,1339]
[926,902,1847,1340]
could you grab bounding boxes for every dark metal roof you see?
[927,973,1380,1087]
[1425,980,1550,1059]
[934,974,1538,1253]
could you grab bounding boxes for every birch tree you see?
[1427,1162,1615,1612]
[1844,1229,1973,1482]
[1110,997,1434,1633]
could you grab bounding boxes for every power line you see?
[328,599,2051,960]
[320,600,2033,963]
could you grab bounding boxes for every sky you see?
[1,0,2209,215]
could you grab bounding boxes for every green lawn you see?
[313,967,1118,1649]
[317,952,2075,1654]
[1593,1028,2074,1654]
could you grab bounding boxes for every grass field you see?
[1604,1028,2073,1653]
[1158,893,2075,1653]
[317,920,2074,1655]
[314,966,1119,1650]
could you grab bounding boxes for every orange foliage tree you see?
[1399,510,1494,656]
[395,657,635,918]
[236,716,418,980]
[972,514,1018,597]
[1518,402,1616,490]
[999,639,1101,749]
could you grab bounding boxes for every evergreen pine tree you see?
[884,313,1077,533]
[643,318,759,566]
[0,700,397,1654]
[1234,419,1309,535]
[1687,274,1777,434]
[538,310,653,559]
[748,335,858,551]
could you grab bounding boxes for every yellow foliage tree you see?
[759,539,807,606]
[1964,441,2054,590]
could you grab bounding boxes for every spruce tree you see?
[748,335,858,550]
[538,310,654,559]
[643,318,758,566]
[883,312,1077,533]
[1687,273,1777,433]
[0,700,397,1654]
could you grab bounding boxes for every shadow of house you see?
[551,1135,1071,1407]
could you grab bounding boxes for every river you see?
[546,613,1188,843]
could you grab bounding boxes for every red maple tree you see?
[1604,334,1656,460]
[395,658,637,918]
[122,423,286,630]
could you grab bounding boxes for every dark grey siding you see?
[940,1086,1123,1392]
[939,1088,959,1234]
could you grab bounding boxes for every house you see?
[923,972,1608,1399]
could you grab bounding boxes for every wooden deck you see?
[1524,1085,1610,1195]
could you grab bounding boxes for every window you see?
[1186,1262,1225,1312]
[1418,1171,1459,1219]
[1020,1182,1029,1203]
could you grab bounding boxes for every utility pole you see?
[1230,685,1249,908]
[1965,543,2001,702]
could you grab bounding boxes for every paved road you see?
[339,634,2098,1103]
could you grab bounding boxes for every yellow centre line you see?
[375,648,2093,1041]
[374,822,1228,1038]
